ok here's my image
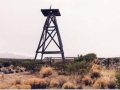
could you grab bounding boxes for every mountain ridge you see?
[0,52,31,59]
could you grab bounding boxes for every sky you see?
[0,0,120,58]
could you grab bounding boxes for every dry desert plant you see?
[25,78,48,89]
[91,69,101,78]
[91,64,101,70]
[10,85,18,89]
[50,79,60,88]
[0,84,7,89]
[10,79,21,85]
[62,82,75,89]
[20,85,31,89]
[56,75,67,86]
[108,80,117,89]
[9,64,14,69]
[68,74,82,84]
[101,69,116,80]
[93,78,109,89]
[39,67,54,78]
[82,76,92,86]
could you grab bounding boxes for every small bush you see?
[108,80,116,89]
[91,70,101,78]
[22,61,41,73]
[82,76,92,86]
[50,79,60,88]
[10,79,21,85]
[116,73,120,89]
[0,63,2,68]
[62,82,75,89]
[57,75,67,87]
[20,85,31,89]
[3,62,10,67]
[10,84,23,89]
[10,60,22,67]
[75,85,83,89]
[25,78,48,89]
[10,85,18,89]
[93,79,109,89]
[92,64,101,70]
[0,84,7,89]
[39,67,54,77]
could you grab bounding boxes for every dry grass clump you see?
[50,79,60,88]
[10,84,31,89]
[108,80,117,89]
[68,74,82,84]
[10,79,21,85]
[62,82,75,89]
[91,69,101,78]
[92,64,101,70]
[10,85,18,89]
[75,85,83,89]
[49,75,67,88]
[25,78,48,89]
[9,64,14,69]
[20,85,31,89]
[82,76,92,86]
[39,67,54,77]
[101,69,116,80]
[10,84,21,89]
[0,84,7,89]
[56,75,67,86]
[93,78,109,89]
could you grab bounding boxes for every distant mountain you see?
[0,52,31,59]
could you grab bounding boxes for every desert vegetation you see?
[0,53,120,89]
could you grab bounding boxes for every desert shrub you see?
[25,78,48,89]
[39,67,54,77]
[20,85,31,89]
[75,85,83,89]
[10,84,31,89]
[0,84,7,89]
[116,73,120,89]
[108,80,116,89]
[92,64,101,70]
[84,53,97,62]
[10,60,22,67]
[91,70,101,78]
[93,78,109,89]
[10,79,21,85]
[50,79,60,88]
[64,60,90,75]
[62,82,75,89]
[10,84,21,89]
[22,61,41,73]
[3,61,10,67]
[74,53,97,62]
[56,75,67,87]
[10,85,18,89]
[82,76,92,86]
[0,63,2,68]
[74,55,85,62]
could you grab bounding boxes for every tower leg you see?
[34,53,37,61]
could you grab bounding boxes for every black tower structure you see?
[34,7,65,62]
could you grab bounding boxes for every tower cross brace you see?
[34,8,65,62]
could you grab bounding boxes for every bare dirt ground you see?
[0,72,36,88]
